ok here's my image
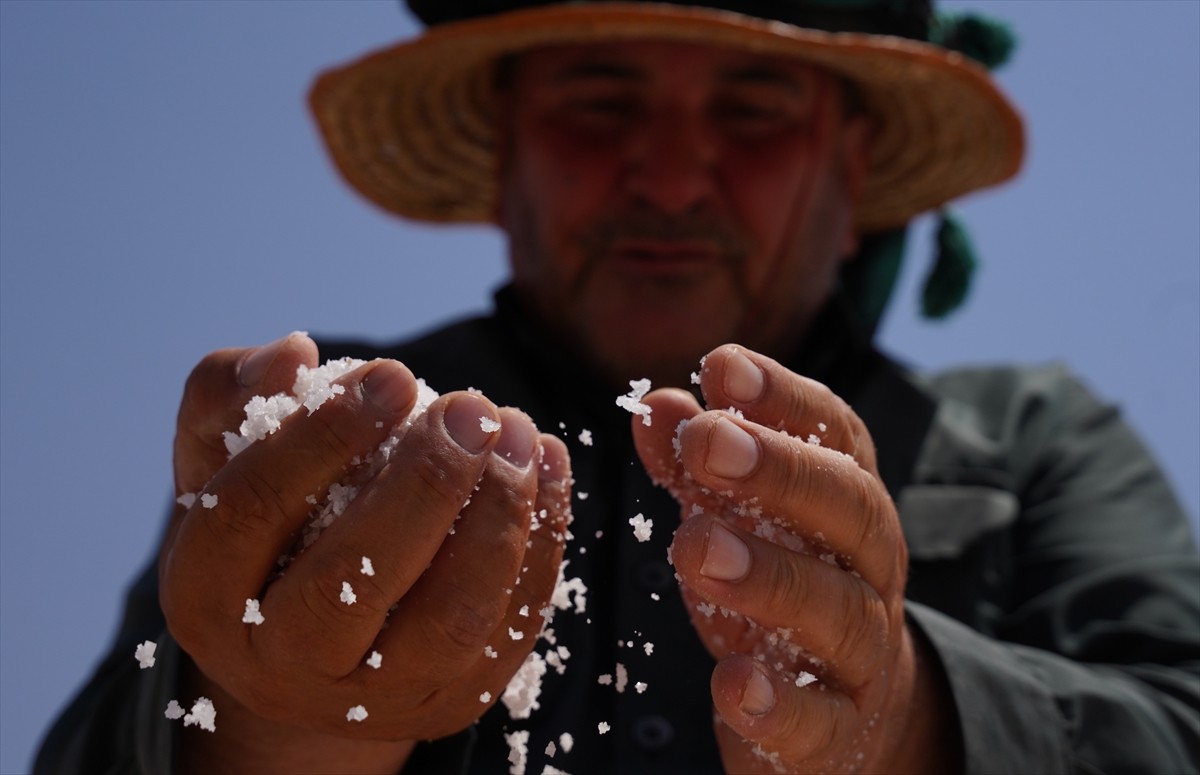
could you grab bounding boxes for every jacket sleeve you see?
[902,364,1200,774]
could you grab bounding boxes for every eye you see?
[556,94,642,132]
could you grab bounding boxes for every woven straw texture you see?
[309,3,1024,232]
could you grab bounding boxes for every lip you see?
[608,240,722,275]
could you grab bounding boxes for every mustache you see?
[577,211,748,260]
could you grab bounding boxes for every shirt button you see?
[632,715,674,751]
[637,560,673,591]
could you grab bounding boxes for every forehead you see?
[506,39,825,89]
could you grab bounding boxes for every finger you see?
[630,388,702,494]
[673,513,897,689]
[695,344,877,473]
[710,654,858,768]
[674,410,905,592]
[173,332,319,496]
[162,360,421,656]
[257,391,503,675]
[355,408,541,682]
[372,434,572,740]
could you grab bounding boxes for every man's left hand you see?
[632,344,958,774]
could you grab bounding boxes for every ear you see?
[837,114,874,259]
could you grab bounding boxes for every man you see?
[36,2,1200,774]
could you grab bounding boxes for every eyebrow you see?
[549,61,644,85]
[716,65,811,95]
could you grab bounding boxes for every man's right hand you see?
[159,333,570,774]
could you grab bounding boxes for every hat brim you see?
[309,2,1024,232]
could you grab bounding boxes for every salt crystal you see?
[615,663,628,693]
[176,492,196,509]
[519,605,529,617]
[543,767,569,775]
[615,379,653,426]
[559,733,575,752]
[484,645,498,659]
[480,691,492,703]
[635,681,648,694]
[578,429,593,446]
[346,705,368,722]
[502,651,546,719]
[818,422,827,432]
[577,492,588,501]
[134,640,156,669]
[690,371,701,385]
[361,556,375,576]
[480,416,502,433]
[643,642,654,656]
[696,601,717,618]
[505,730,529,775]
[200,493,218,509]
[597,674,613,686]
[509,627,525,641]
[597,721,611,735]
[340,581,357,605]
[242,598,265,625]
[795,671,818,687]
[183,697,216,732]
[545,741,557,758]
[650,593,660,601]
[164,700,184,720]
[366,651,382,669]
[628,513,653,543]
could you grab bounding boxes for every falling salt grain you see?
[508,627,525,641]
[597,721,611,735]
[164,700,184,720]
[346,705,368,722]
[577,492,588,501]
[480,416,502,433]
[200,493,218,509]
[559,733,575,753]
[597,674,613,686]
[615,378,653,426]
[366,651,382,669]
[505,730,529,775]
[635,681,648,694]
[361,556,375,576]
[340,581,357,605]
[242,598,265,625]
[629,513,653,543]
[134,640,156,669]
[615,663,629,693]
[480,691,492,703]
[183,697,216,732]
[643,642,654,656]
[578,429,593,446]
[176,493,196,509]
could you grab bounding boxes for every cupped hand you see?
[632,344,954,774]
[160,335,570,774]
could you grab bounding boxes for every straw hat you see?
[309,1,1024,233]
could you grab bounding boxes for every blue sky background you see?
[2,2,1197,771]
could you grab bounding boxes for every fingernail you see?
[740,668,775,716]
[724,351,763,403]
[238,335,289,387]
[701,522,751,580]
[494,412,537,469]
[705,417,758,479]
[362,361,415,415]
[443,394,497,453]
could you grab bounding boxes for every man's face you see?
[496,41,872,387]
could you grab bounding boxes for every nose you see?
[624,107,717,215]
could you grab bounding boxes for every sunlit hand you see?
[161,333,571,775]
[633,344,955,774]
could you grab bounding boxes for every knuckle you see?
[834,587,889,681]
[298,549,386,627]
[427,589,501,653]
[209,467,290,539]
[411,449,474,515]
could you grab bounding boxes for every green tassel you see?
[922,212,978,319]
[930,11,1017,71]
